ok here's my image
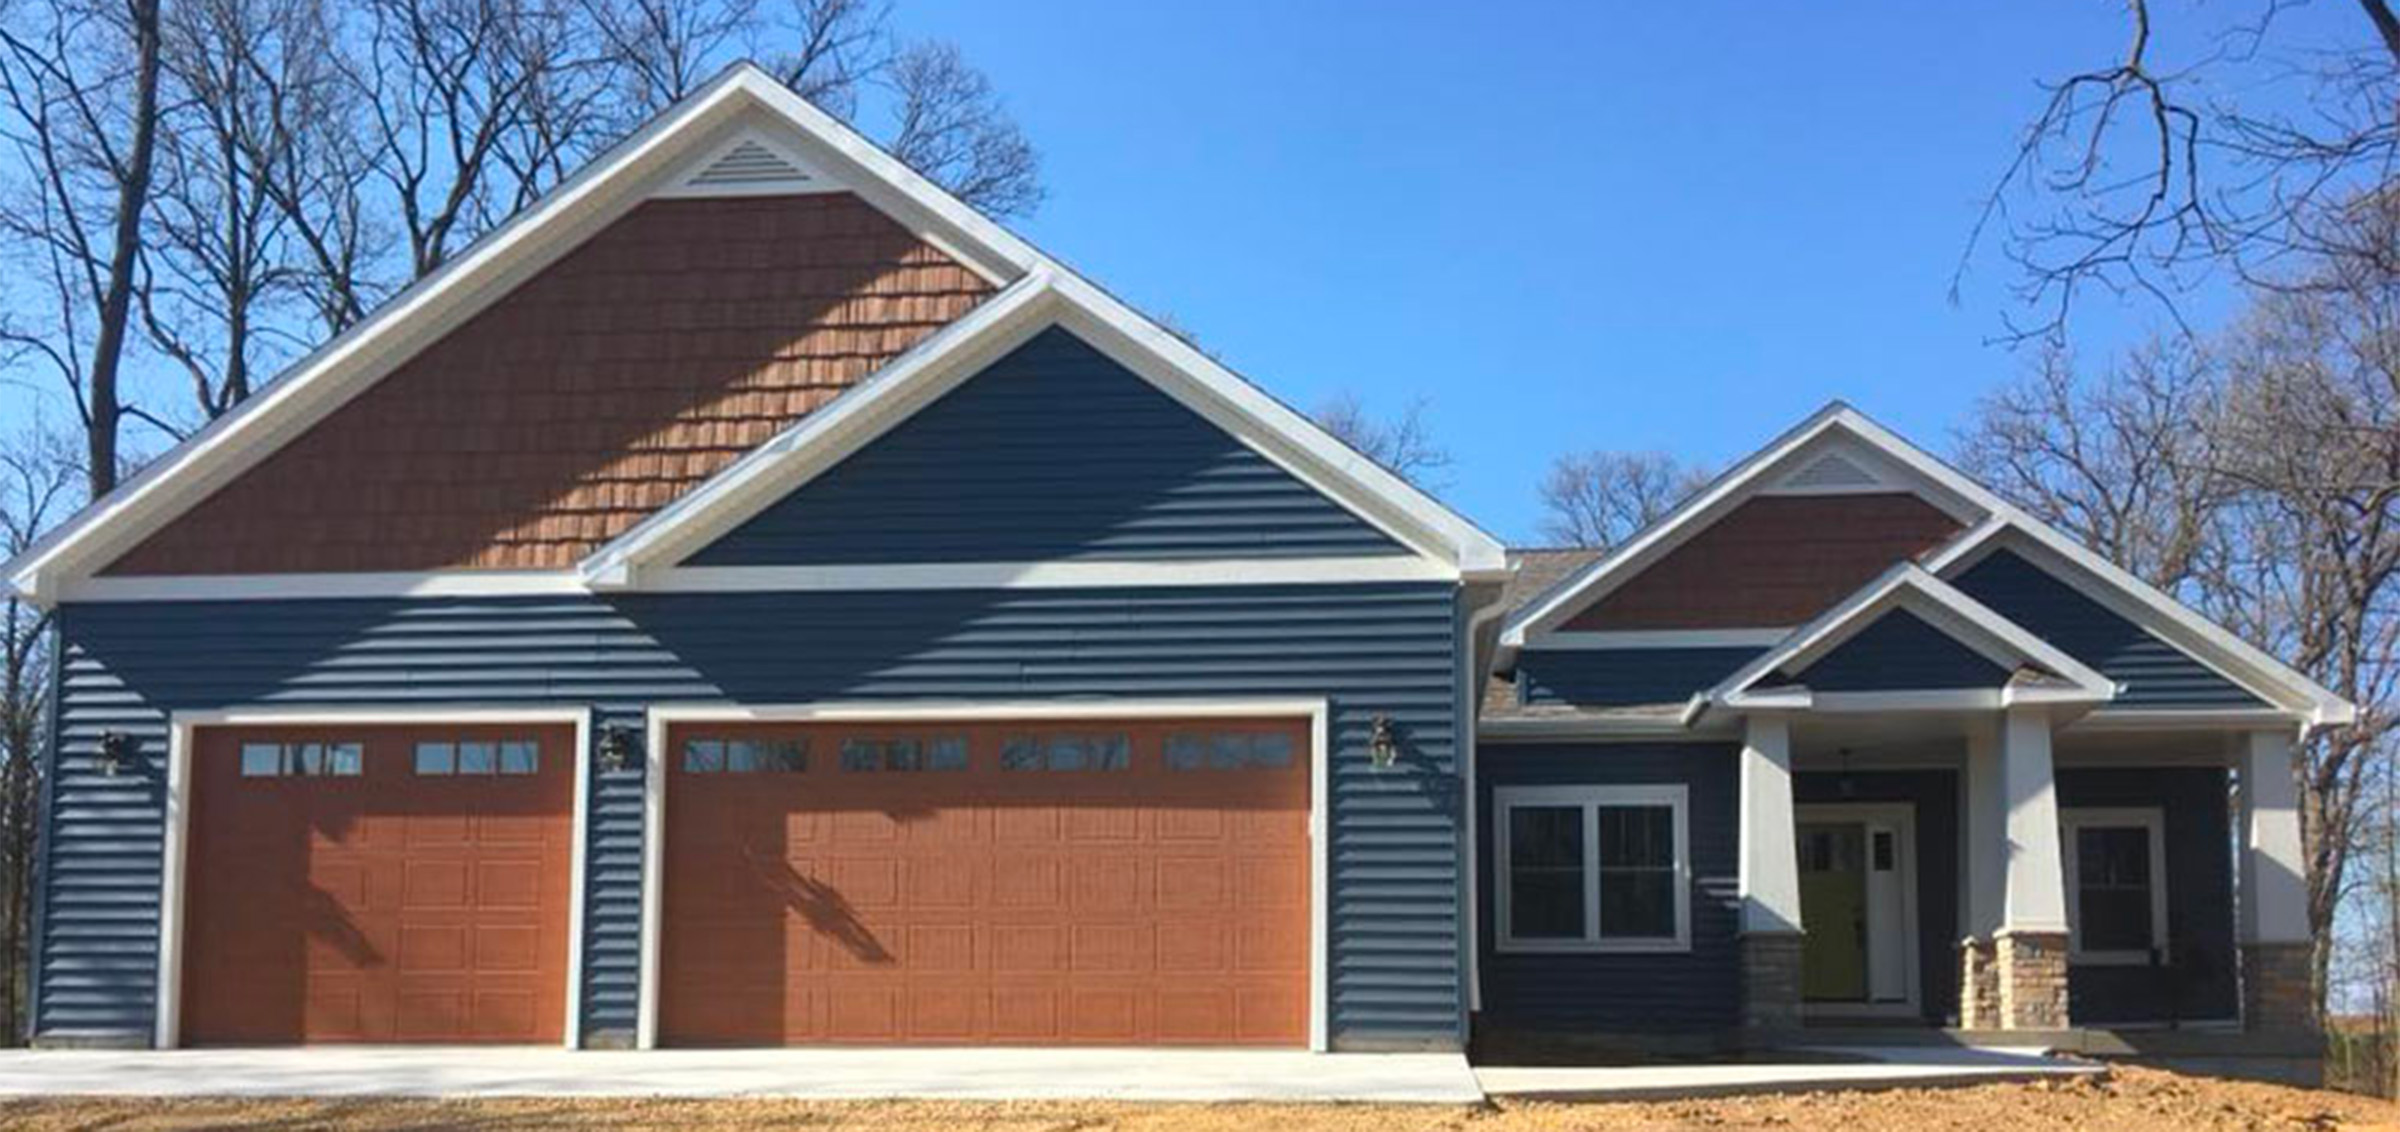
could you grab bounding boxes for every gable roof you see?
[1691,561,2117,720]
[1507,403,2354,727]
[8,64,1504,602]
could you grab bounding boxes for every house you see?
[2,63,2345,1058]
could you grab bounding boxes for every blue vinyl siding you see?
[1785,608,2007,691]
[689,327,1406,565]
[40,582,1464,1049]
[1515,647,1763,708]
[1951,549,2264,708]
[2057,766,2239,1025]
[1474,742,1741,1032]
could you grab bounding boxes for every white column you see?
[1963,714,2005,939]
[2239,728,2310,944]
[1999,706,2067,934]
[1739,713,1803,934]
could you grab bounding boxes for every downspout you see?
[1458,575,1513,1022]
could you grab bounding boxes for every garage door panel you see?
[181,723,573,1045]
[660,717,1309,1046]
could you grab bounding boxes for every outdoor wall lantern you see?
[1368,714,1399,770]
[598,724,641,773]
[96,731,136,777]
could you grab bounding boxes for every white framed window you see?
[2061,807,2169,966]
[1493,784,1691,953]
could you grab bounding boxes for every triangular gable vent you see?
[658,131,842,198]
[1766,446,1896,496]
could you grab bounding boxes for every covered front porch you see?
[1734,705,2312,1037]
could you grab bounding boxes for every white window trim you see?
[1492,783,1692,954]
[2061,806,2170,967]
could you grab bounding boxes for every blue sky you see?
[883,0,2342,543]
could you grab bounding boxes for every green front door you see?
[1798,823,1867,1002]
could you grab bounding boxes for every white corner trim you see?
[635,697,1335,1053]
[1519,628,1793,651]
[1700,562,2117,717]
[154,704,595,1051]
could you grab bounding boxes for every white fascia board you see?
[1700,562,2117,718]
[1498,404,1993,651]
[4,70,790,606]
[640,557,1459,591]
[584,273,1506,583]
[1928,519,2354,727]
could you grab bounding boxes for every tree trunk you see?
[83,0,165,498]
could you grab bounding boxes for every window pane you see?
[293,743,326,776]
[1597,805,1674,869]
[1000,736,1042,771]
[767,740,808,773]
[326,743,364,777]
[2076,825,2155,952]
[1047,735,1088,771]
[928,737,967,771]
[727,740,766,774]
[886,739,924,772]
[457,742,497,775]
[1092,734,1130,770]
[1251,733,1294,769]
[240,743,282,778]
[840,739,881,772]
[2078,827,2150,888]
[1165,734,1205,771]
[1209,734,1246,770]
[498,741,538,776]
[683,739,725,774]
[1600,869,1677,939]
[1507,805,1585,940]
[414,742,454,775]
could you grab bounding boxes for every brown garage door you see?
[660,717,1311,1046]
[180,723,575,1044]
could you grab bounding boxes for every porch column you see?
[1737,712,1804,1034]
[1995,706,2069,1030]
[2239,728,2316,1033]
[1957,715,2005,1028]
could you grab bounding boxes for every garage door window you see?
[414,739,541,776]
[841,736,969,772]
[1165,731,1294,771]
[241,741,364,778]
[1001,733,1131,771]
[683,737,808,774]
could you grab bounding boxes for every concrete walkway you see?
[1475,1045,2104,1102]
[0,1046,1488,1104]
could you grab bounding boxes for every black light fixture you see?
[96,731,136,777]
[1368,714,1399,770]
[598,724,641,773]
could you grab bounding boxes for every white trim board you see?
[1518,629,1791,651]
[2060,806,2171,966]
[636,698,1335,1053]
[154,705,595,1051]
[1489,783,1693,955]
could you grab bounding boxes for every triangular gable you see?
[1507,404,2352,726]
[1695,562,2116,718]
[9,63,1505,602]
[580,271,1506,585]
[686,325,1406,565]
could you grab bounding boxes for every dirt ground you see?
[1,1066,2395,1131]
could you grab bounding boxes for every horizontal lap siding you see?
[40,582,1464,1049]
[2056,766,2238,1024]
[691,327,1406,564]
[1787,609,2006,691]
[1951,550,2263,708]
[1475,742,1740,1031]
[1515,647,1761,708]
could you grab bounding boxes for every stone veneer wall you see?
[1958,938,2000,1029]
[1996,931,2068,1030]
[1741,933,1805,1034]
[2242,942,2318,1033]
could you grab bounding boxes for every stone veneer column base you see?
[1741,932,1805,1034]
[1957,937,2000,1029]
[1995,930,2068,1030]
[2242,942,2318,1033]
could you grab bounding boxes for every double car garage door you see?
[176,716,1310,1047]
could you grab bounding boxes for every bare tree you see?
[0,0,168,495]
[765,0,883,118]
[583,0,758,127]
[0,428,72,1043]
[1964,0,2400,340]
[1536,449,1710,549]
[1312,391,1452,491]
[881,40,1040,219]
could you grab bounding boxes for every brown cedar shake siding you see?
[104,194,995,575]
[1562,493,1962,630]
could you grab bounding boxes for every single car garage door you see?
[660,717,1311,1046]
[179,723,576,1044]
